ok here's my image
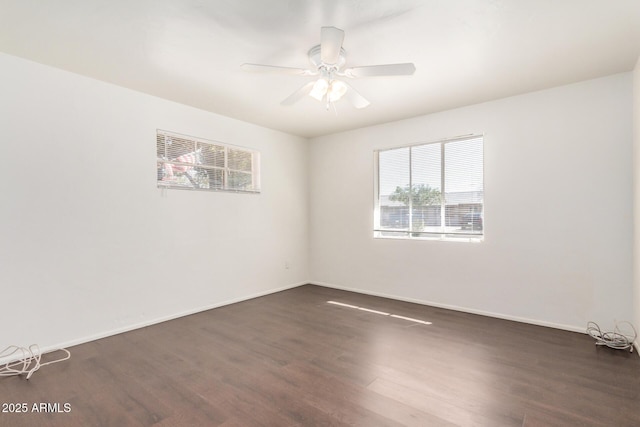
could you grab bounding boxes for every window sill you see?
[373,233,483,243]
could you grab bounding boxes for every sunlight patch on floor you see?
[327,301,432,325]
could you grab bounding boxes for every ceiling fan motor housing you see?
[309,45,346,71]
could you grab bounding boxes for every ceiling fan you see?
[241,26,416,110]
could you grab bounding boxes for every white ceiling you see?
[1,0,639,138]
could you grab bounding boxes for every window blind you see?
[375,135,483,239]
[156,130,260,193]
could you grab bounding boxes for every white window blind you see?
[375,135,483,239]
[156,130,260,193]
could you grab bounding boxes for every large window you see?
[374,135,483,240]
[156,130,260,193]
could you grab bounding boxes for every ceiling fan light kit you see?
[309,78,329,101]
[241,26,416,111]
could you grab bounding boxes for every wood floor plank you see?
[1,285,639,426]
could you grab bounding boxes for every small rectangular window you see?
[156,130,260,193]
[374,135,483,240]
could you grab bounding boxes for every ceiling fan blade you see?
[342,82,370,109]
[281,81,315,106]
[344,63,416,78]
[320,26,344,64]
[241,63,313,76]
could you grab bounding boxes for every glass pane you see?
[228,171,253,191]
[411,144,442,233]
[164,135,196,163]
[197,142,224,168]
[228,148,253,172]
[205,168,224,190]
[158,162,210,188]
[444,137,483,234]
[156,133,166,159]
[378,148,410,231]
[157,161,167,182]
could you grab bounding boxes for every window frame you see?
[373,134,484,242]
[156,129,261,194]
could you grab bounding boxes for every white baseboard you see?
[309,281,587,334]
[4,280,616,367]
[1,281,308,366]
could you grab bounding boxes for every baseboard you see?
[1,281,308,366]
[2,280,611,367]
[309,281,587,334]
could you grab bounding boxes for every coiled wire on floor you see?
[586,321,637,353]
[0,345,70,379]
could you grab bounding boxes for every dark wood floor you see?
[1,285,639,426]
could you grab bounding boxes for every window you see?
[374,135,483,240]
[156,130,260,193]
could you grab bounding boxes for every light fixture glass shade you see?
[327,80,348,102]
[309,78,329,101]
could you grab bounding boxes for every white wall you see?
[0,52,309,351]
[309,73,633,332]
[2,50,633,353]
[633,57,640,346]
